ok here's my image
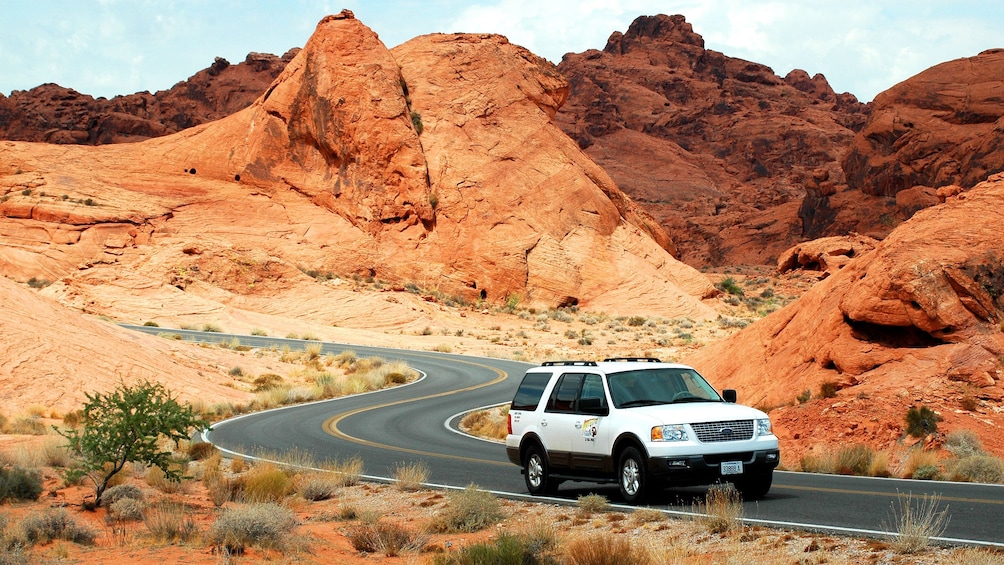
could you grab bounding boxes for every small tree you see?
[57,381,209,507]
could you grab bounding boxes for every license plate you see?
[721,461,743,475]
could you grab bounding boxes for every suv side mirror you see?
[722,389,737,403]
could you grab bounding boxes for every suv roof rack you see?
[602,357,662,363]
[541,360,598,366]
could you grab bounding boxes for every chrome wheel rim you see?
[527,455,544,488]
[621,458,640,496]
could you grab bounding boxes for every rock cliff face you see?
[555,14,869,266]
[0,51,295,144]
[687,174,1004,459]
[0,11,715,320]
[842,49,1004,197]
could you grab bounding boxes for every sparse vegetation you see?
[905,404,941,438]
[393,461,430,491]
[699,483,743,534]
[56,381,209,507]
[950,456,1004,483]
[819,380,839,398]
[886,492,949,554]
[346,521,428,556]
[576,493,610,515]
[432,485,504,533]
[19,508,96,546]
[564,533,650,565]
[209,502,299,554]
[0,466,42,502]
[716,276,744,296]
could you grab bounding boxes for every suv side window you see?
[546,373,584,413]
[511,372,552,411]
[578,374,607,414]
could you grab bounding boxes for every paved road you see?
[125,326,1004,546]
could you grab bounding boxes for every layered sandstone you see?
[687,174,1004,458]
[0,51,295,144]
[0,11,715,325]
[555,14,869,266]
[842,49,1004,197]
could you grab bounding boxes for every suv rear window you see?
[511,372,552,411]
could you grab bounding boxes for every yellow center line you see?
[776,483,1004,505]
[323,354,513,466]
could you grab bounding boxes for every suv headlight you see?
[757,418,773,437]
[652,424,688,442]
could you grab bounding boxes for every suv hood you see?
[627,402,768,426]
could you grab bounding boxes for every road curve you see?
[125,326,1004,546]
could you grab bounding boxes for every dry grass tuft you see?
[345,521,429,556]
[393,461,430,491]
[432,484,504,533]
[699,483,743,534]
[576,493,610,515]
[209,502,300,555]
[886,492,950,554]
[564,533,650,565]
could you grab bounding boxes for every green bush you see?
[716,277,744,296]
[905,405,941,438]
[819,381,839,399]
[0,466,42,502]
[911,465,942,481]
[951,456,1004,484]
[209,502,298,554]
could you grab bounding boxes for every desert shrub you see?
[564,533,649,565]
[145,463,188,494]
[835,444,875,476]
[905,405,941,438]
[700,483,743,534]
[0,466,42,502]
[631,507,666,524]
[187,441,218,461]
[433,530,559,565]
[202,323,223,332]
[912,465,942,481]
[228,366,245,377]
[20,508,96,545]
[799,448,835,474]
[818,381,839,399]
[324,456,363,487]
[716,277,744,296]
[109,497,146,522]
[250,328,268,336]
[101,484,144,506]
[209,502,298,554]
[346,521,428,556]
[142,321,160,327]
[8,416,45,435]
[296,472,339,502]
[253,373,284,392]
[902,448,942,479]
[950,456,1004,484]
[393,461,430,491]
[144,501,199,543]
[432,485,504,533]
[796,389,812,404]
[461,406,509,441]
[886,493,949,554]
[240,462,293,503]
[576,493,610,514]
[945,430,985,459]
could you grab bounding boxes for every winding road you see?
[125,326,1004,546]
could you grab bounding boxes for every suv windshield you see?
[608,368,722,408]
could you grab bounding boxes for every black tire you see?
[733,470,772,500]
[523,444,557,495]
[618,446,648,504]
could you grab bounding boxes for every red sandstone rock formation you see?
[842,49,1004,198]
[554,14,869,266]
[0,51,296,144]
[687,173,1004,459]
[0,11,715,320]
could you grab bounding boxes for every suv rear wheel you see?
[523,444,558,495]
[618,446,647,503]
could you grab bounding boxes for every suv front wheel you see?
[523,444,558,495]
[618,446,648,503]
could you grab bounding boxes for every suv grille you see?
[691,420,753,443]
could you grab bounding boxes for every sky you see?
[1,1,1000,103]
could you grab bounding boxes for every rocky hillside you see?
[554,14,869,266]
[0,51,295,144]
[687,173,1004,459]
[0,11,714,321]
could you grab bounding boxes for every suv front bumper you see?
[648,449,780,484]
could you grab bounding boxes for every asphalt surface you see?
[125,326,1004,546]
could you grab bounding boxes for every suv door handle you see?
[540,419,547,427]
[574,422,582,429]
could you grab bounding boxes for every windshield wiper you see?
[669,396,716,404]
[619,399,662,408]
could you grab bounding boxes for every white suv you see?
[505,358,779,502]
